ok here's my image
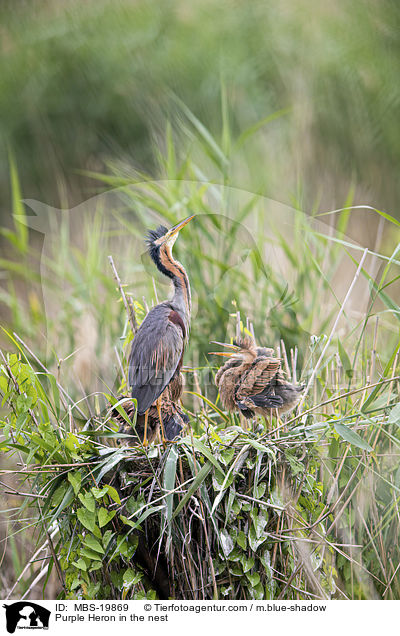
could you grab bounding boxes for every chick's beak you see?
[209,341,240,350]
[210,351,235,357]
[209,342,240,357]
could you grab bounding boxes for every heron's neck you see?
[160,245,191,328]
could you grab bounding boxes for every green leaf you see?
[236,531,247,550]
[83,535,105,554]
[388,403,400,425]
[77,507,96,533]
[245,438,276,459]
[246,571,260,587]
[180,436,225,475]
[67,471,82,496]
[70,577,82,590]
[219,528,234,557]
[111,571,123,589]
[98,507,116,528]
[285,452,304,476]
[105,485,121,505]
[91,485,121,505]
[72,558,87,572]
[91,486,109,499]
[333,421,373,451]
[248,511,269,551]
[80,548,103,561]
[211,445,250,514]
[123,569,142,590]
[338,339,353,379]
[102,530,114,550]
[64,433,81,453]
[9,149,28,252]
[78,491,96,513]
[164,445,178,525]
[242,556,255,573]
[172,461,213,519]
[89,562,103,572]
[119,514,137,528]
[16,394,33,413]
[94,449,126,483]
[51,483,68,509]
[254,483,266,500]
[52,484,75,519]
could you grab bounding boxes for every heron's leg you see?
[143,409,149,447]
[156,398,167,446]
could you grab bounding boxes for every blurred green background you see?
[1,0,400,218]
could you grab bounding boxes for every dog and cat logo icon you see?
[2,602,50,634]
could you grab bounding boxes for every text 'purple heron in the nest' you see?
[128,215,194,445]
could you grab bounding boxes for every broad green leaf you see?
[84,535,105,554]
[67,471,82,496]
[72,558,87,572]
[102,530,114,549]
[98,507,116,528]
[388,403,400,425]
[242,556,255,573]
[105,485,121,505]
[123,569,142,589]
[219,528,234,557]
[246,572,260,587]
[91,486,109,500]
[78,491,96,513]
[80,548,103,561]
[77,507,96,533]
[334,421,372,451]
[236,531,247,550]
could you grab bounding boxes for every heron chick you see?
[212,337,304,418]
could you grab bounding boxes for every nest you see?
[82,424,332,601]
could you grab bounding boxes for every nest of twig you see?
[79,422,332,601]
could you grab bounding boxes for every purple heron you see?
[128,215,194,445]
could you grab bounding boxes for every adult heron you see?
[128,215,194,445]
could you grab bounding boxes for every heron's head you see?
[146,215,195,260]
[210,337,258,364]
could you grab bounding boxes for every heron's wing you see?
[236,357,281,400]
[128,303,185,413]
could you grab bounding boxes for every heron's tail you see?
[109,396,188,444]
[163,405,189,440]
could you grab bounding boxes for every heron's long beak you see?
[169,214,195,237]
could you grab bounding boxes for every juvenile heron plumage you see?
[128,215,194,444]
[212,337,304,419]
